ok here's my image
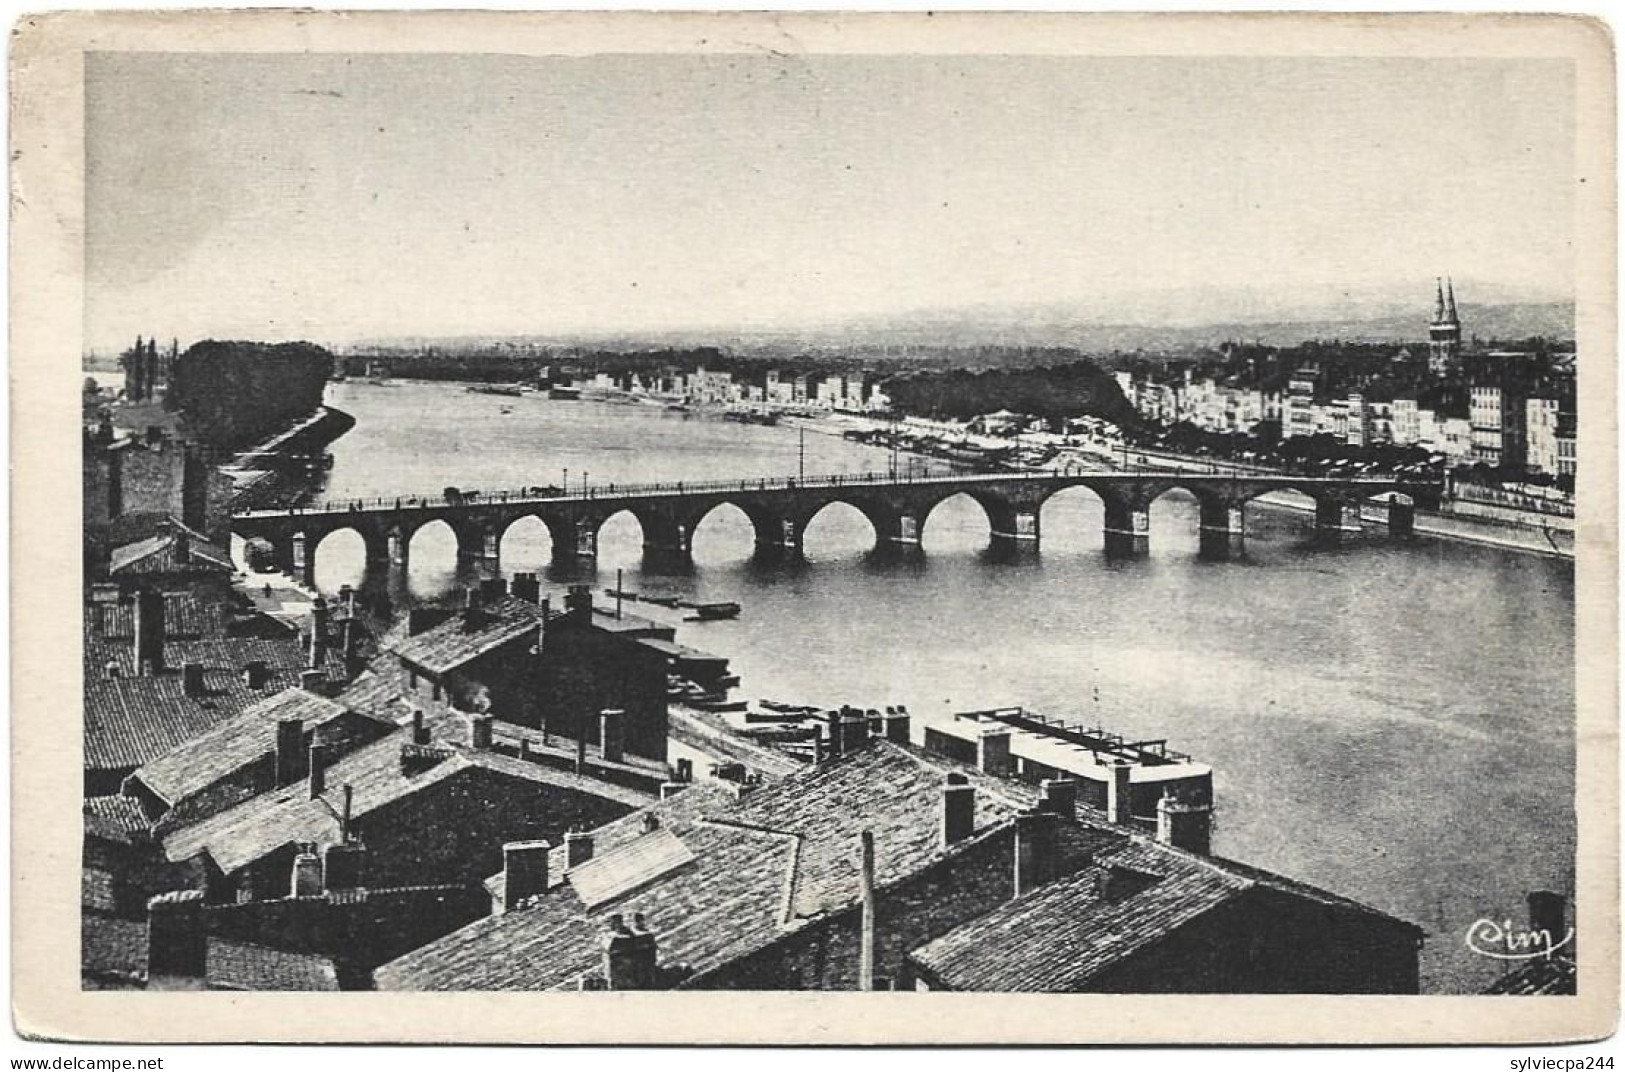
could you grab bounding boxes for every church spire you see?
[1445,277,1459,323]
[1433,278,1446,323]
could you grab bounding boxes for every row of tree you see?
[166,340,334,450]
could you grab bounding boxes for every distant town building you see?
[1429,277,1463,374]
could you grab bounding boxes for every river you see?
[303,379,1576,995]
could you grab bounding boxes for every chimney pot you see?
[300,668,327,694]
[502,839,552,911]
[290,848,323,897]
[411,709,429,745]
[883,708,912,745]
[470,714,494,751]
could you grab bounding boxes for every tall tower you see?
[1429,277,1462,374]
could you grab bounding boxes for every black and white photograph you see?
[10,9,1616,1046]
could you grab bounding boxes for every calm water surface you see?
[303,381,1575,994]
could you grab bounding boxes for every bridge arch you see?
[800,498,882,561]
[406,518,461,582]
[918,491,1001,554]
[497,514,557,574]
[1036,483,1109,554]
[593,508,647,569]
[687,500,757,565]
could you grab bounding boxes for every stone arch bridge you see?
[232,469,1444,586]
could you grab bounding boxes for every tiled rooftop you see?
[81,914,340,991]
[162,730,653,875]
[909,838,1422,992]
[391,596,545,676]
[375,742,1072,991]
[132,687,379,808]
[84,639,341,773]
[84,795,152,845]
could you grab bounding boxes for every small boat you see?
[759,698,814,713]
[680,601,741,621]
[549,385,582,400]
[642,594,682,609]
[691,697,749,713]
[603,587,640,602]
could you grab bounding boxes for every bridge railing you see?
[234,466,1443,519]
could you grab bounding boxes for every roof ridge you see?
[696,817,803,928]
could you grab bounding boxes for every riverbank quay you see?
[219,405,356,512]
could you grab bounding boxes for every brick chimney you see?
[323,840,367,891]
[181,661,206,698]
[300,668,327,694]
[462,587,484,631]
[1039,778,1078,821]
[1107,760,1133,826]
[1154,793,1213,855]
[290,847,323,897]
[308,596,330,668]
[308,741,329,799]
[599,709,626,764]
[410,709,430,745]
[469,713,494,751]
[242,660,270,689]
[275,718,306,787]
[941,772,976,848]
[564,584,593,619]
[1013,808,1057,897]
[882,706,912,744]
[510,572,540,605]
[600,912,660,990]
[502,839,551,911]
[858,829,877,991]
[977,725,1013,777]
[839,708,870,755]
[564,829,595,869]
[145,890,206,983]
[479,577,508,600]
[133,588,165,675]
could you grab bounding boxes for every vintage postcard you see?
[10,9,1618,1045]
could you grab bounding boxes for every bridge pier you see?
[640,515,695,573]
[454,521,501,572]
[876,512,924,557]
[754,515,803,563]
[1386,496,1416,538]
[388,527,410,567]
[990,509,1042,556]
[1314,496,1364,544]
[290,532,318,588]
[1102,497,1151,558]
[1197,500,1247,560]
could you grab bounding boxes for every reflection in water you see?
[299,381,1573,993]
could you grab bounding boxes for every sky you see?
[85,52,1576,352]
